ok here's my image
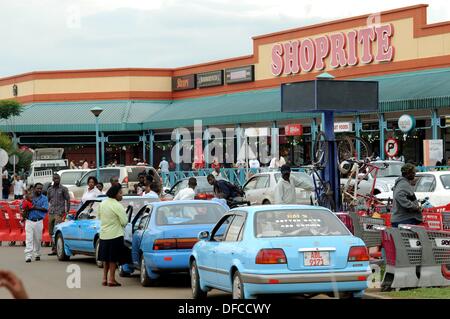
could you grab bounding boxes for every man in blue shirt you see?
[24,183,49,263]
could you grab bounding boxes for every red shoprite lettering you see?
[271,24,394,76]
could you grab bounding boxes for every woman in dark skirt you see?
[97,184,130,287]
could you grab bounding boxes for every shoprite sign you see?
[271,24,394,76]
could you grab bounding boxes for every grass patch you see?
[384,287,450,299]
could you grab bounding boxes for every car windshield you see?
[155,203,226,226]
[440,174,450,190]
[254,209,350,238]
[274,172,312,184]
[371,162,403,178]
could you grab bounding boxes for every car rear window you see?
[155,204,226,226]
[60,172,86,185]
[254,209,350,238]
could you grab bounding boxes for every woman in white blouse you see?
[81,176,102,203]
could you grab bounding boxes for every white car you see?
[242,171,314,205]
[57,169,92,188]
[341,160,404,196]
[414,171,450,207]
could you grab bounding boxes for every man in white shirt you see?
[142,182,161,200]
[274,165,314,204]
[159,157,169,174]
[249,157,260,169]
[12,175,26,200]
[174,177,197,200]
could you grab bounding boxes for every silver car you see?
[242,171,314,205]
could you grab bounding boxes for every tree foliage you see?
[0,100,23,120]
[0,132,13,152]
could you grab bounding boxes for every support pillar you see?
[141,132,147,162]
[379,114,386,160]
[323,111,340,211]
[149,130,154,167]
[271,121,279,160]
[355,115,362,160]
[204,126,210,168]
[311,118,317,162]
[100,132,105,167]
[432,109,439,140]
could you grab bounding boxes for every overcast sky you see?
[2,0,450,77]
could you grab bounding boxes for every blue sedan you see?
[125,200,227,286]
[54,196,155,267]
[190,205,372,299]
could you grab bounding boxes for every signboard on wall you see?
[334,122,353,133]
[197,70,224,88]
[285,124,303,136]
[398,114,415,133]
[225,66,254,84]
[423,140,443,167]
[172,74,196,91]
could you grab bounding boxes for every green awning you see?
[361,67,450,112]
[2,67,450,133]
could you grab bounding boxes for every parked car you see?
[413,171,450,207]
[57,169,91,188]
[242,172,314,205]
[53,196,157,266]
[68,166,159,199]
[190,205,371,299]
[341,160,404,197]
[163,176,229,200]
[122,200,228,286]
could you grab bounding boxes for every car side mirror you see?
[66,214,75,221]
[76,180,81,187]
[165,189,171,194]
[198,231,210,241]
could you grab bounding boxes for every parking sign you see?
[384,138,399,158]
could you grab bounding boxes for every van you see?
[68,166,159,199]
[26,148,68,187]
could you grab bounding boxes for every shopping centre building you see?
[1,4,450,167]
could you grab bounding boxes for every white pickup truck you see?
[26,148,69,187]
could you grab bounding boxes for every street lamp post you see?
[90,107,103,181]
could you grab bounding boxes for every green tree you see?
[0,132,13,152]
[0,100,22,120]
[6,149,32,173]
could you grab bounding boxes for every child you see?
[21,191,33,223]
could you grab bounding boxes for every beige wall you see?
[0,76,172,99]
[255,18,450,81]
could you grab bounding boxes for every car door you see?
[243,177,259,205]
[63,201,94,250]
[254,175,270,204]
[415,175,436,204]
[76,202,101,252]
[196,214,234,285]
[214,213,246,290]
[132,206,152,265]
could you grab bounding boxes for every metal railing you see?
[161,167,306,188]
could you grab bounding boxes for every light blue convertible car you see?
[190,205,372,299]
[54,196,155,266]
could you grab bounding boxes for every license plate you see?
[304,251,330,267]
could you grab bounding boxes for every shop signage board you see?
[225,66,254,84]
[385,138,399,158]
[172,74,196,91]
[285,124,303,136]
[197,70,224,88]
[334,122,353,133]
[423,139,444,166]
[398,114,415,133]
[271,24,394,76]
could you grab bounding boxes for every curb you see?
[364,292,393,299]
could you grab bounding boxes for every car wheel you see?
[119,265,131,277]
[56,234,70,261]
[232,271,245,299]
[262,200,271,205]
[191,260,207,299]
[95,240,103,268]
[140,256,154,287]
